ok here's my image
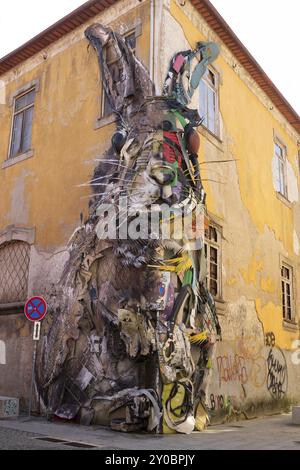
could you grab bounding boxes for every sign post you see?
[24,297,47,420]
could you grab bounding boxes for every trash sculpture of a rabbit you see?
[35,24,221,434]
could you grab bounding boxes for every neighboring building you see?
[0,0,299,420]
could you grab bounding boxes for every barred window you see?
[0,241,30,305]
[204,224,221,298]
[9,88,35,159]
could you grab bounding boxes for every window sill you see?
[275,191,292,208]
[94,114,117,130]
[215,298,226,316]
[282,319,298,332]
[2,150,34,169]
[198,126,224,152]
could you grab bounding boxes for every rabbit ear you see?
[85,23,154,117]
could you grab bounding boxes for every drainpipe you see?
[150,0,155,84]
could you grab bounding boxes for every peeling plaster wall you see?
[27,246,70,296]
[205,297,300,422]
[163,0,300,416]
[0,0,152,404]
[0,0,151,250]
[287,161,299,204]
[0,315,33,409]
[0,80,5,105]
[4,169,32,225]
[0,246,69,407]
[0,0,299,418]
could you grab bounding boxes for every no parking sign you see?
[24,297,47,323]
[24,296,47,419]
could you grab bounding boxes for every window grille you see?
[0,241,30,304]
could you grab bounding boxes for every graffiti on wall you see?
[215,337,267,391]
[266,347,288,400]
[210,394,226,411]
[216,354,248,387]
[208,327,289,419]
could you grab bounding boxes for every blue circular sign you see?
[24,297,47,322]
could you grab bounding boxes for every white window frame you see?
[199,67,220,138]
[274,138,288,199]
[204,223,222,300]
[281,263,294,322]
[8,87,36,160]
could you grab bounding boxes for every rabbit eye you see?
[161,120,173,131]
[185,124,200,155]
[111,129,127,154]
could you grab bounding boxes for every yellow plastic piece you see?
[162,383,186,434]
[195,402,209,431]
[189,331,207,345]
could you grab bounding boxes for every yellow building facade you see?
[0,0,299,420]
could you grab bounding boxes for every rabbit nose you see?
[149,164,176,186]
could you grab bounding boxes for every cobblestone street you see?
[0,413,300,450]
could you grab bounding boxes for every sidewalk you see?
[0,412,300,450]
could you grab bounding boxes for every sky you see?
[0,0,299,115]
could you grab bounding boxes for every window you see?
[0,241,30,305]
[199,68,219,137]
[281,264,294,322]
[9,88,35,159]
[101,32,136,118]
[274,141,288,198]
[204,224,221,298]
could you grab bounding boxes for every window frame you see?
[204,222,222,300]
[199,66,220,138]
[0,240,31,313]
[8,86,36,161]
[274,138,288,199]
[281,262,295,323]
[0,226,34,315]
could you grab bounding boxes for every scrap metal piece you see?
[85,23,154,116]
[163,42,220,106]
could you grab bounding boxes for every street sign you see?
[33,322,41,341]
[24,297,47,322]
[24,297,47,421]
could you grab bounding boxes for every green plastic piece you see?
[183,269,193,286]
